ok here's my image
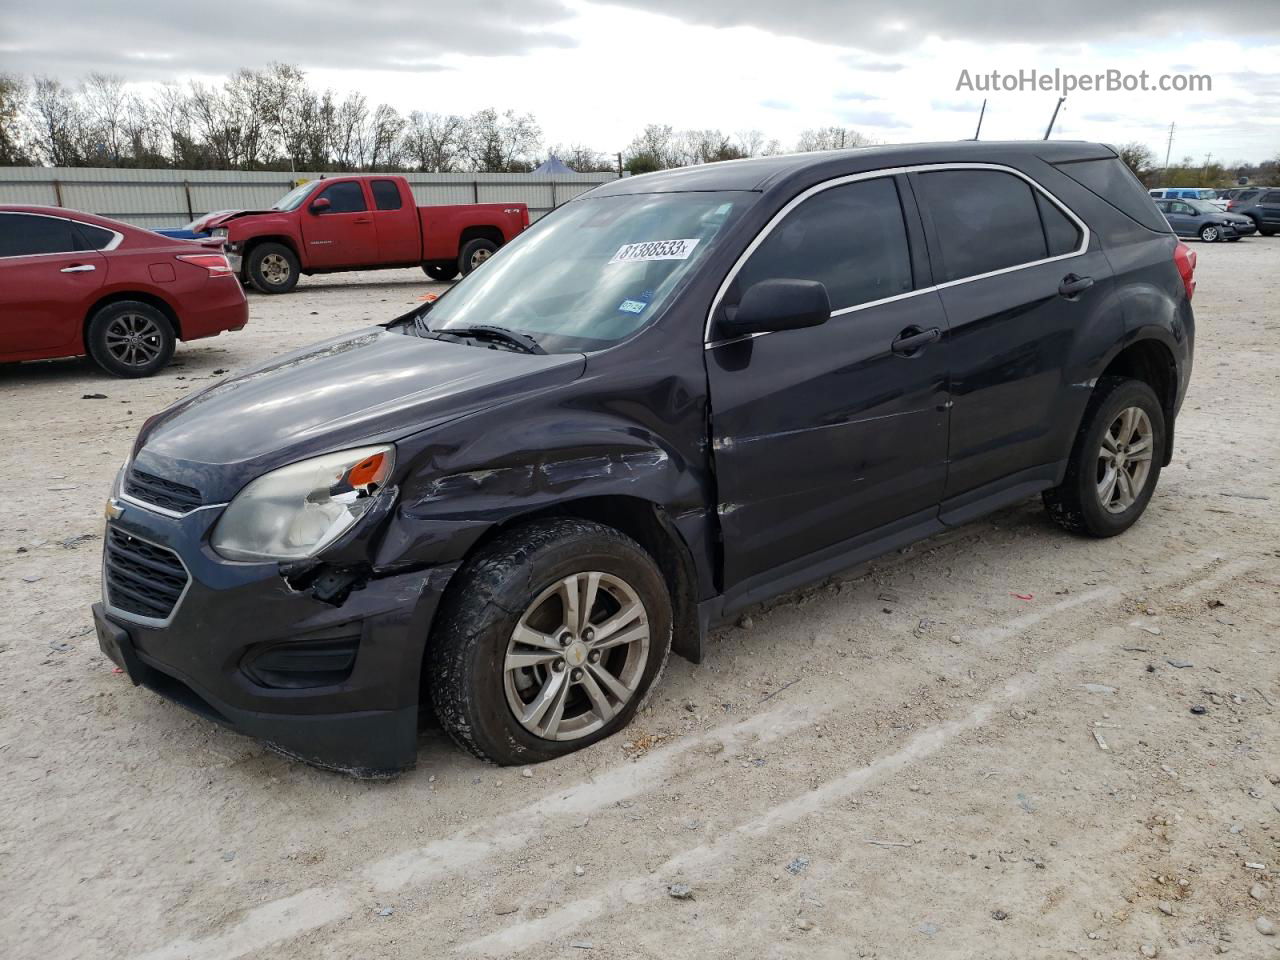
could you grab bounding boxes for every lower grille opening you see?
[242,635,360,689]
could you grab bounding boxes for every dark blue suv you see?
[94,141,1196,775]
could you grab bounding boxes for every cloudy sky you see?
[2,0,1278,163]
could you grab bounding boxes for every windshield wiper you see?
[426,324,546,355]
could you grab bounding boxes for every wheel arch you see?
[458,225,504,249]
[242,235,300,266]
[1095,336,1179,466]
[417,493,704,718]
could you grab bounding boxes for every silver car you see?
[1154,198,1256,242]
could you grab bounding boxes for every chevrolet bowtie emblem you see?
[105,498,125,521]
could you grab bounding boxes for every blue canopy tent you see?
[533,155,575,175]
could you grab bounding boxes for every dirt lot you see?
[2,243,1278,960]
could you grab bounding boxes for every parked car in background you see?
[1154,198,1257,241]
[1226,187,1280,235]
[94,141,1196,775]
[1148,187,1227,211]
[187,176,530,293]
[0,206,247,377]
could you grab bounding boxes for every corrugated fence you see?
[0,167,621,230]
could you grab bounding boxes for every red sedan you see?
[0,205,248,377]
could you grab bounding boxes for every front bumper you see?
[95,497,454,775]
[1224,221,1257,238]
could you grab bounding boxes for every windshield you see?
[272,182,317,211]
[1188,200,1223,214]
[422,191,753,353]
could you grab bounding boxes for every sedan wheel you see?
[104,312,165,368]
[1096,405,1154,514]
[1199,224,1220,242]
[504,572,650,741]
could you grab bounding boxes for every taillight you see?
[176,253,233,277]
[1173,241,1196,301]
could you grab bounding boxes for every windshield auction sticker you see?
[609,238,701,264]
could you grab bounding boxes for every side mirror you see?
[718,279,830,338]
[309,196,331,214]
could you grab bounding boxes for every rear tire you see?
[428,519,672,765]
[86,301,176,378]
[1043,377,1165,538]
[247,242,300,294]
[423,263,458,282]
[458,238,498,277]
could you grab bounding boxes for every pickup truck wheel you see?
[423,263,458,281]
[1043,377,1165,538]
[458,238,499,276]
[428,518,672,765]
[247,243,300,294]
[86,301,176,378]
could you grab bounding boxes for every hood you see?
[190,209,273,231]
[133,328,586,503]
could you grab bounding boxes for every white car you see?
[1149,187,1227,211]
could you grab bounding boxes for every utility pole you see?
[1163,121,1175,170]
[616,151,623,178]
[973,98,987,140]
[1043,97,1066,140]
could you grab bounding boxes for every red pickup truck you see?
[191,175,529,294]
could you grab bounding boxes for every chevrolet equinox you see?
[94,141,1196,775]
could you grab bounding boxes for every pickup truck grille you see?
[124,468,203,514]
[104,528,189,621]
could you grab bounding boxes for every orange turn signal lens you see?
[346,452,390,488]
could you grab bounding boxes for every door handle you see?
[1058,273,1094,299]
[353,217,373,224]
[891,326,941,356]
[60,264,96,273]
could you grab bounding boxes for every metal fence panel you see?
[0,167,621,229]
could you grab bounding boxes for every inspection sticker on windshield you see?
[609,238,700,264]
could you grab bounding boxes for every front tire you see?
[458,238,498,277]
[1199,224,1220,242]
[246,242,300,294]
[86,301,175,378]
[428,519,672,765]
[1043,377,1165,537]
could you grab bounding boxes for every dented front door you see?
[705,292,951,590]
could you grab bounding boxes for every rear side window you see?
[1035,192,1083,257]
[316,181,367,213]
[0,213,82,257]
[74,222,117,250]
[914,170,1051,282]
[1054,157,1170,233]
[371,180,402,211]
[734,177,913,312]
[1263,191,1280,204]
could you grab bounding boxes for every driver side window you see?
[734,177,914,312]
[316,181,367,214]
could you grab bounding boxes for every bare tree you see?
[549,143,613,173]
[82,72,129,163]
[462,108,541,172]
[0,74,28,164]
[27,76,86,166]
[623,124,677,173]
[366,103,405,170]
[1115,141,1156,183]
[796,126,873,151]
[405,111,465,171]
[331,92,369,170]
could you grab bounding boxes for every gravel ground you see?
[1,243,1278,960]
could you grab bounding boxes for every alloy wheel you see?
[104,312,163,367]
[1096,406,1154,513]
[470,248,492,270]
[260,252,291,285]
[504,571,650,741]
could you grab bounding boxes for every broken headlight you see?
[211,446,393,561]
